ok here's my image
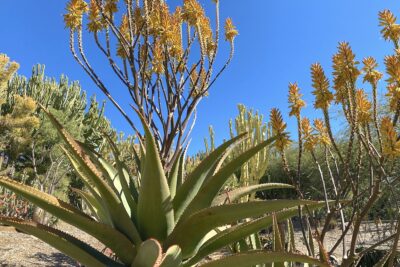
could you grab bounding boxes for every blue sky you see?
[0,0,399,153]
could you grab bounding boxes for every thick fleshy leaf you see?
[98,138,138,219]
[196,251,328,267]
[287,218,296,253]
[132,239,162,267]
[0,217,124,267]
[272,214,284,267]
[160,245,183,267]
[180,136,277,220]
[0,176,135,265]
[166,200,317,258]
[308,224,315,256]
[185,202,330,265]
[272,214,283,252]
[136,113,174,241]
[212,183,295,206]
[173,133,247,221]
[168,149,184,199]
[70,188,113,225]
[41,106,141,245]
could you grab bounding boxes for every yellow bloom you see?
[384,54,400,85]
[379,10,400,43]
[64,0,89,30]
[182,0,204,26]
[270,108,291,152]
[87,0,104,32]
[152,41,164,74]
[386,84,400,112]
[116,15,131,58]
[104,0,118,16]
[224,18,238,42]
[288,82,305,117]
[314,119,331,147]
[362,57,383,85]
[355,89,372,124]
[311,63,333,110]
[381,116,400,157]
[301,117,317,152]
[332,42,360,104]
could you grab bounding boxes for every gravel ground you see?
[0,222,394,266]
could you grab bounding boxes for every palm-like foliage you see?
[0,106,330,266]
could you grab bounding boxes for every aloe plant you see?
[0,106,331,266]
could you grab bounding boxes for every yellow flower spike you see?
[384,55,400,85]
[362,57,383,85]
[64,0,89,30]
[386,84,400,112]
[313,119,331,147]
[380,116,400,157]
[332,42,360,104]
[355,89,372,124]
[270,108,291,152]
[288,82,306,117]
[87,0,104,32]
[311,63,333,110]
[224,18,238,42]
[168,9,184,59]
[301,118,317,152]
[104,0,118,17]
[116,15,131,58]
[198,15,214,57]
[133,7,144,34]
[152,41,164,75]
[182,0,204,26]
[379,10,400,43]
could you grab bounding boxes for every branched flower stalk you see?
[64,0,238,169]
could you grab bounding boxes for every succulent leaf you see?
[0,176,136,265]
[0,217,124,267]
[180,136,277,220]
[132,239,163,267]
[212,183,295,205]
[196,251,328,267]
[173,133,247,221]
[137,113,174,241]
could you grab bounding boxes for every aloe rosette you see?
[0,107,331,266]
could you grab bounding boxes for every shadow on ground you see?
[33,252,79,266]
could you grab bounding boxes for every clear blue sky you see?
[0,0,398,153]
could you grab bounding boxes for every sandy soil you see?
[0,222,395,266]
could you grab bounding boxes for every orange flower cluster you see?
[270,108,291,152]
[381,116,400,157]
[311,63,333,110]
[288,82,305,117]
[64,0,88,30]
